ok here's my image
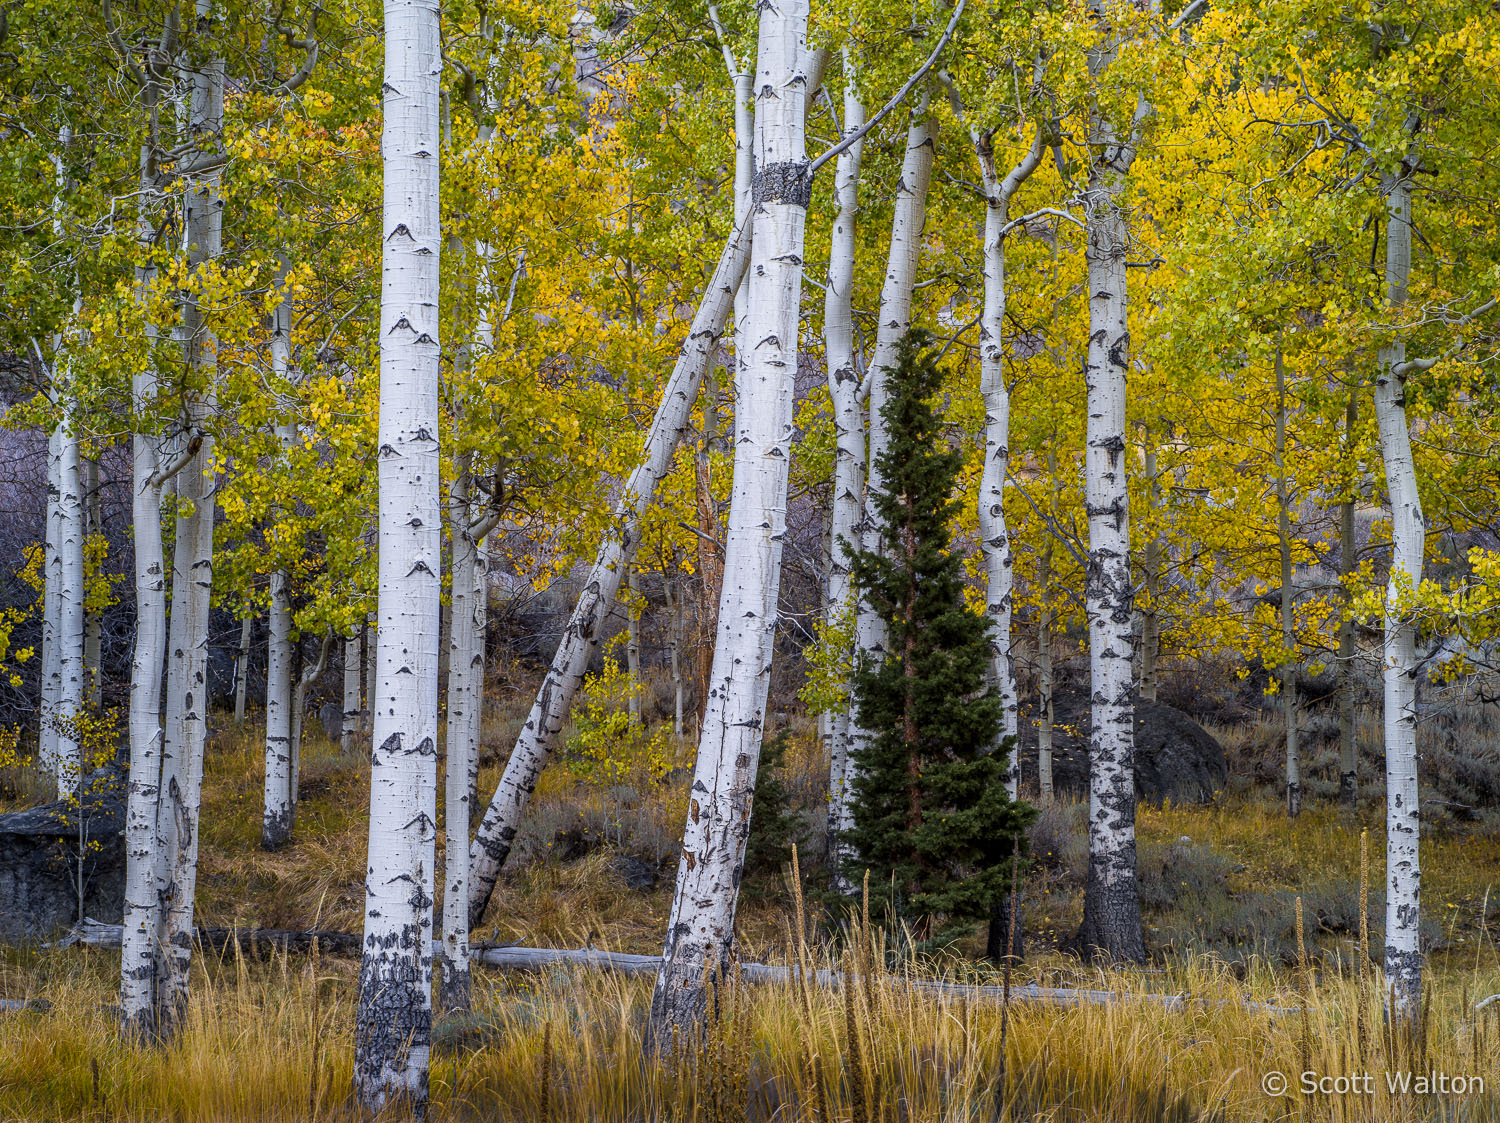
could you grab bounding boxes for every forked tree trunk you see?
[1077,102,1145,963]
[1374,167,1421,1023]
[355,0,442,1108]
[823,57,865,893]
[645,0,812,1050]
[160,12,224,1030]
[465,212,751,927]
[1274,346,1301,818]
[289,633,332,797]
[974,124,1044,800]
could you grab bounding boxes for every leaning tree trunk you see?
[1077,139,1146,964]
[159,12,224,1032]
[841,98,935,883]
[354,0,442,1109]
[1374,167,1421,1023]
[441,457,479,1015]
[975,126,1044,800]
[465,211,752,928]
[645,0,812,1050]
[823,57,865,894]
[262,292,297,850]
[1274,345,1301,818]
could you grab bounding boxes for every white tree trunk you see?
[1374,169,1421,1022]
[823,59,865,894]
[646,0,811,1048]
[54,407,86,793]
[120,70,176,1038]
[842,98,935,877]
[1274,346,1301,818]
[975,128,1044,800]
[364,614,377,735]
[1036,539,1055,803]
[466,214,751,926]
[262,294,297,850]
[289,634,331,791]
[355,0,442,1108]
[40,428,62,784]
[1077,135,1145,963]
[1139,440,1161,703]
[1339,392,1358,806]
[159,16,224,1030]
[441,459,478,1014]
[342,633,361,754]
[233,613,252,725]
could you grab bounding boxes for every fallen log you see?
[32,920,1287,1013]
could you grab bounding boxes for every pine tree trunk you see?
[1077,140,1145,964]
[823,59,865,893]
[1339,392,1358,806]
[466,211,751,927]
[355,0,442,1107]
[1274,346,1301,818]
[645,0,812,1050]
[441,459,477,1014]
[1374,168,1421,1023]
[159,14,224,1031]
[233,613,252,725]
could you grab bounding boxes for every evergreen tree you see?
[845,330,1033,943]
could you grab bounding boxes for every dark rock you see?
[611,854,658,891]
[319,701,343,742]
[0,765,127,942]
[553,826,601,862]
[1017,689,1227,804]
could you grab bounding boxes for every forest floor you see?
[3,681,1500,1120]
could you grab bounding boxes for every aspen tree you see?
[354,0,442,1106]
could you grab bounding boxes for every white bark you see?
[54,405,86,794]
[262,293,297,850]
[646,0,810,1048]
[1036,541,1056,803]
[1374,168,1421,1021]
[289,633,332,792]
[466,213,751,926]
[843,97,935,872]
[40,427,61,783]
[342,633,361,755]
[441,459,478,1014]
[233,613,252,725]
[1274,346,1301,818]
[160,12,223,1029]
[1077,93,1145,962]
[974,126,1044,800]
[364,614,377,735]
[355,0,442,1108]
[823,57,865,894]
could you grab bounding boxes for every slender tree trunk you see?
[626,569,642,720]
[470,535,487,808]
[1339,391,1358,806]
[441,458,478,1014]
[1036,536,1055,803]
[364,614,377,736]
[1274,346,1301,818]
[342,633,360,754]
[355,0,442,1107]
[262,292,297,851]
[645,0,811,1049]
[159,10,224,1030]
[823,57,865,892]
[233,613,252,725]
[84,456,103,711]
[466,212,751,927]
[49,407,86,793]
[974,126,1044,800]
[289,634,331,797]
[1077,122,1145,963]
[843,98,936,883]
[120,62,175,1039]
[40,428,62,783]
[1139,440,1161,704]
[1374,167,1421,1023]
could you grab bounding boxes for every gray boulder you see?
[0,766,127,943]
[319,701,343,742]
[1016,689,1227,804]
